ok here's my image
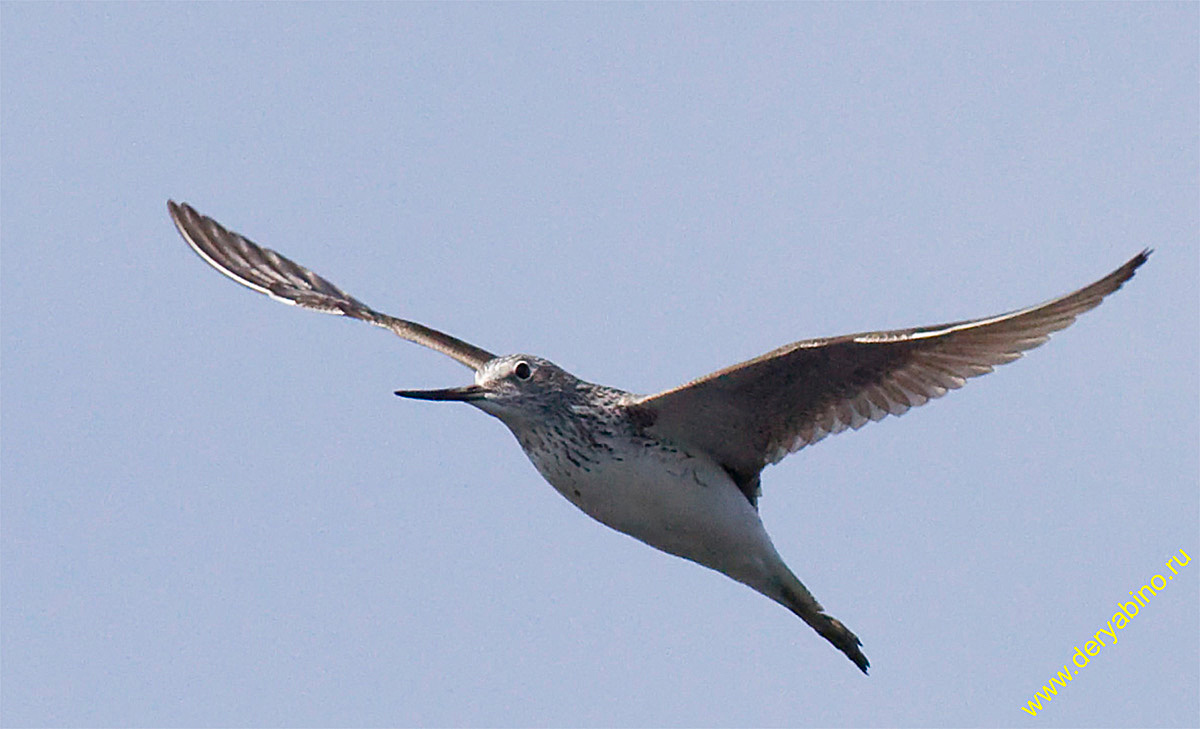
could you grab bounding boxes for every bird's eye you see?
[513,361,533,380]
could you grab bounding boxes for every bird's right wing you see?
[169,201,496,371]
[630,252,1148,496]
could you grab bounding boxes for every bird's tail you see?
[775,569,870,674]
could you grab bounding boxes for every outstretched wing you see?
[169,201,496,370]
[631,252,1149,499]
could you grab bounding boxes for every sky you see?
[2,4,1196,727]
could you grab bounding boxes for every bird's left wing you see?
[170,201,497,370]
[629,252,1148,499]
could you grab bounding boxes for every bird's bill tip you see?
[394,384,487,402]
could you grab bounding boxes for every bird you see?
[169,200,1148,673]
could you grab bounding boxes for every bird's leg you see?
[774,571,870,674]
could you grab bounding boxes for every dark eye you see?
[514,361,533,380]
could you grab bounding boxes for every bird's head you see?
[394,354,582,425]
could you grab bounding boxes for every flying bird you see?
[169,200,1147,673]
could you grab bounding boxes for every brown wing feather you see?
[632,252,1149,497]
[169,201,496,370]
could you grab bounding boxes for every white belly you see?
[522,438,783,587]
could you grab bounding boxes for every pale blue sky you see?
[2,3,1197,727]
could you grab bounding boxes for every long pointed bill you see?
[394,384,487,401]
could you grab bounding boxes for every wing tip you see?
[166,198,192,221]
[1096,248,1151,298]
[1126,248,1151,275]
[167,199,204,244]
